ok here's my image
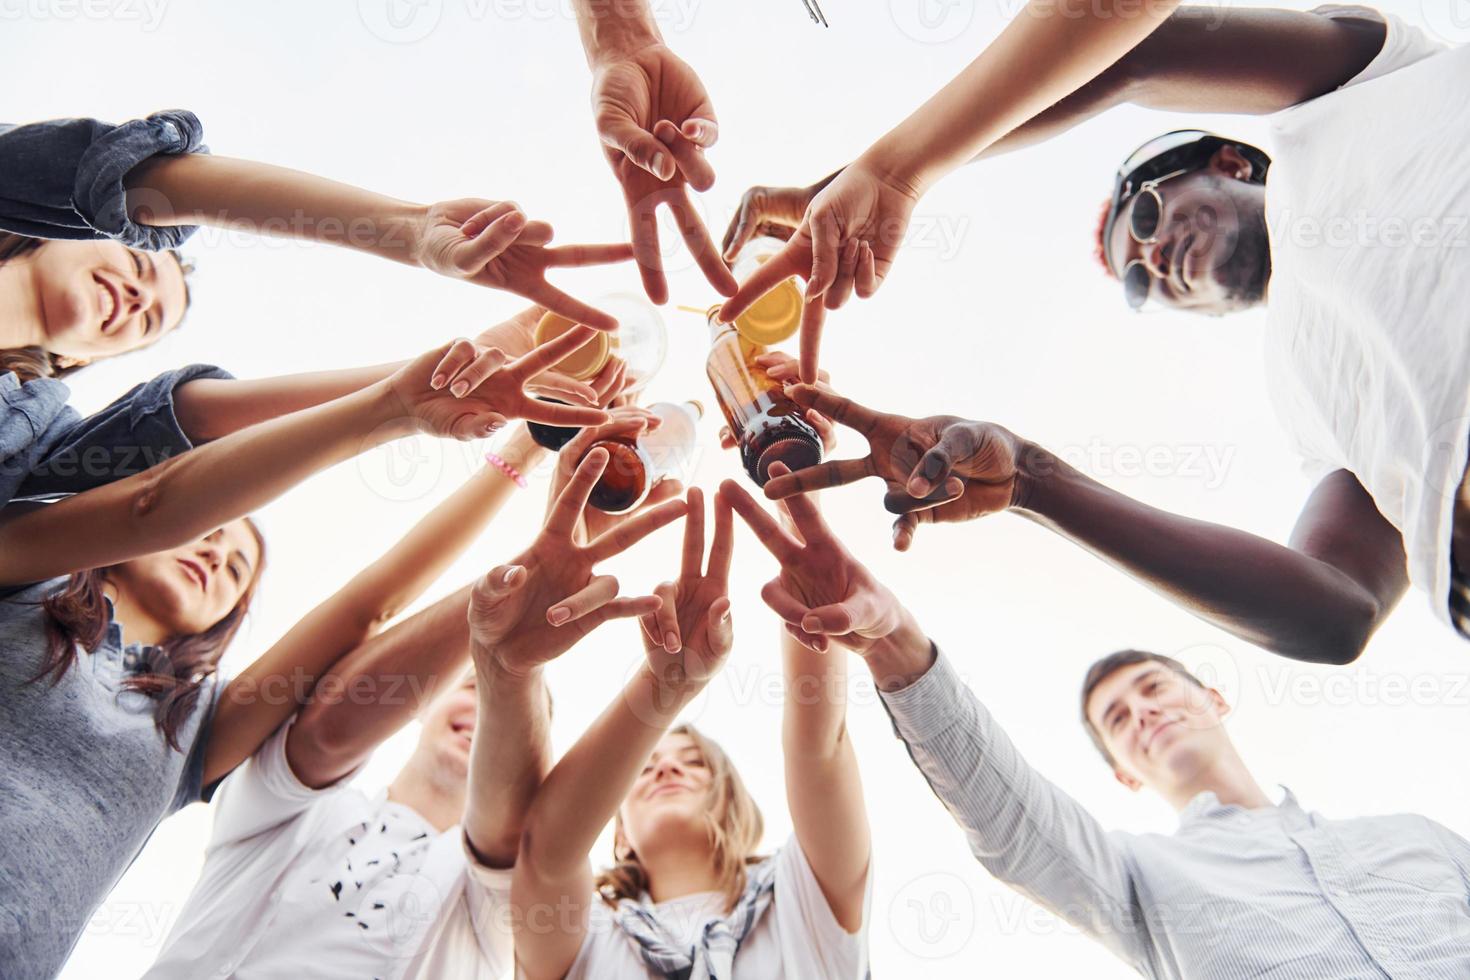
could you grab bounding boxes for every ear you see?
[1208,144,1254,182]
[1113,768,1144,792]
[1208,686,1232,720]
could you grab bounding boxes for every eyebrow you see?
[1101,668,1163,726]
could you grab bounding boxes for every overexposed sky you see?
[10,0,1470,976]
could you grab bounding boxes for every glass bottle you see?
[526,295,669,451]
[582,401,703,514]
[728,236,804,346]
[704,307,822,486]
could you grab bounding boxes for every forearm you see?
[205,432,539,783]
[124,154,426,265]
[574,0,660,64]
[869,0,1179,192]
[174,362,404,443]
[287,584,474,788]
[1013,447,1386,663]
[877,650,1146,963]
[522,667,699,879]
[465,656,553,868]
[0,383,405,585]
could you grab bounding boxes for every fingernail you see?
[451,381,469,398]
[907,476,931,496]
[664,631,681,653]
[802,615,822,633]
[505,211,525,228]
[431,375,446,390]
[502,566,519,585]
[548,607,570,626]
[651,153,669,179]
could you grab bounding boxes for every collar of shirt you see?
[1178,785,1302,827]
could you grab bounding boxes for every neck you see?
[387,755,463,833]
[1164,744,1273,812]
[0,258,47,351]
[102,580,171,648]
[638,840,724,903]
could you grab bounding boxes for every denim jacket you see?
[0,109,208,250]
[1,363,231,507]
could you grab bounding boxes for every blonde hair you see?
[596,723,764,912]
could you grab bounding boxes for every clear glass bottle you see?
[727,235,804,346]
[526,295,669,450]
[582,401,703,514]
[704,307,822,486]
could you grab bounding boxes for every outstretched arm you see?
[203,427,543,786]
[0,330,608,586]
[515,486,728,980]
[765,387,1409,665]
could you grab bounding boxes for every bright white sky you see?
[12,0,1470,976]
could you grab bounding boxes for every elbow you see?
[1267,594,1382,666]
[516,820,570,886]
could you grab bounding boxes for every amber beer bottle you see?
[582,401,703,514]
[704,307,822,486]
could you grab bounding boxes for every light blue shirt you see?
[881,651,1470,978]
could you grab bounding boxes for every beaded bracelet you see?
[484,451,528,489]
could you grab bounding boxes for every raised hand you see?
[388,329,613,439]
[720,172,840,264]
[721,469,903,656]
[547,409,679,544]
[593,43,736,304]
[468,448,686,677]
[761,385,1023,550]
[716,160,920,382]
[414,198,636,330]
[638,487,734,686]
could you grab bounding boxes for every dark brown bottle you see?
[526,399,579,451]
[704,308,822,486]
[580,402,702,514]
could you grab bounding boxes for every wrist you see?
[391,202,432,267]
[637,661,705,707]
[363,378,422,442]
[495,425,545,471]
[858,139,937,202]
[583,10,661,66]
[1010,440,1068,514]
[475,643,544,686]
[862,611,934,692]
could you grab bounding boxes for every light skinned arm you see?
[515,486,729,980]
[766,387,1409,665]
[204,427,543,785]
[171,304,572,443]
[0,330,609,587]
[124,154,637,329]
[721,8,1387,259]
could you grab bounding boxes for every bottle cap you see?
[733,278,802,345]
[755,437,822,486]
[534,311,611,381]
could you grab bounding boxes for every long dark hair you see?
[0,231,193,383]
[30,521,267,751]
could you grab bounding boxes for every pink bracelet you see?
[485,451,528,489]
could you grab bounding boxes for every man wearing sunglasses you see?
[735,5,1470,654]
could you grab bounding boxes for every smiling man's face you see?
[1106,145,1271,316]
[1085,660,1234,794]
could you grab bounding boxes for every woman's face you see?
[619,733,716,853]
[109,521,261,639]
[27,239,187,364]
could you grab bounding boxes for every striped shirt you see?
[880,651,1470,979]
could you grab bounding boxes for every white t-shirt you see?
[1263,6,1468,621]
[561,836,871,979]
[144,719,514,980]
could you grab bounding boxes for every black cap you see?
[755,437,822,486]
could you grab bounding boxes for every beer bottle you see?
[583,401,703,514]
[704,307,822,486]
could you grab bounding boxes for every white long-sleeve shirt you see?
[880,651,1470,979]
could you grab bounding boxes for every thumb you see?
[481,564,526,597]
[602,116,675,182]
[708,596,734,646]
